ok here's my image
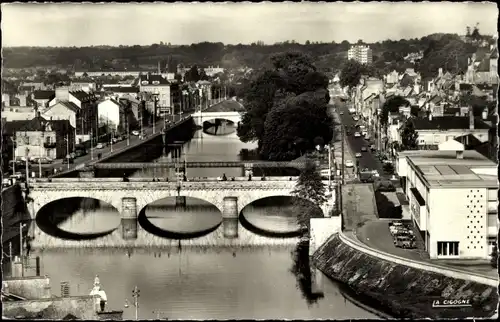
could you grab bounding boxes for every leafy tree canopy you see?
[380,95,410,127]
[399,119,419,151]
[291,161,327,228]
[339,59,364,92]
[238,52,333,160]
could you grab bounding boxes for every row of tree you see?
[4,28,493,78]
[237,52,334,161]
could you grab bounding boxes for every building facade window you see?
[46,136,52,144]
[437,241,459,257]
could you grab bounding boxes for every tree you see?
[491,245,498,268]
[260,90,333,160]
[339,59,363,96]
[399,119,419,151]
[380,95,410,127]
[237,51,333,160]
[184,65,200,82]
[291,161,327,230]
[471,23,481,42]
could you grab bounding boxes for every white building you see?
[97,98,123,132]
[139,74,172,113]
[204,66,224,77]
[395,148,497,260]
[347,45,373,65]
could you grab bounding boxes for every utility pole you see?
[12,136,16,174]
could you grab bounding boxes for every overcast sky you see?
[2,2,498,47]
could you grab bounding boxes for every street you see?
[334,98,388,178]
[17,113,192,177]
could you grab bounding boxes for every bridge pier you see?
[222,196,239,239]
[121,197,138,240]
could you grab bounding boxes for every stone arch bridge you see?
[191,110,242,127]
[27,179,335,240]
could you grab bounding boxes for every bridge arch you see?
[34,197,121,240]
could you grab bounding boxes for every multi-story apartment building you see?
[347,45,373,65]
[396,148,497,260]
[139,74,173,115]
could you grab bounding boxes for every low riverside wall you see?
[2,296,98,320]
[312,233,498,319]
[3,276,52,299]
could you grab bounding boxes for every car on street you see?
[32,157,53,164]
[353,116,359,121]
[354,132,361,138]
[370,145,376,151]
[355,152,362,158]
[96,143,105,149]
[361,146,367,152]
[345,160,354,168]
[131,130,140,136]
[339,111,344,115]
[62,157,74,164]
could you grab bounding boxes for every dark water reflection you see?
[34,247,380,320]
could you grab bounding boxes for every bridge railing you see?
[31,176,300,183]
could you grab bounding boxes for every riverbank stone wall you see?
[312,234,498,319]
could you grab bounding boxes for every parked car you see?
[361,146,367,152]
[370,145,376,151]
[131,130,140,136]
[394,235,416,249]
[339,111,344,115]
[355,152,362,158]
[354,132,361,138]
[96,143,105,149]
[345,160,354,168]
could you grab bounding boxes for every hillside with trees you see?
[3,26,493,78]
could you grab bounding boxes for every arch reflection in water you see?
[240,196,320,238]
[35,197,121,240]
[138,197,222,239]
[203,119,237,136]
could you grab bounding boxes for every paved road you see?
[13,114,191,178]
[335,99,388,178]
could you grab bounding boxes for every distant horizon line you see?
[5,32,494,49]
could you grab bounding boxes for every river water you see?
[29,122,382,319]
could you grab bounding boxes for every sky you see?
[2,2,498,47]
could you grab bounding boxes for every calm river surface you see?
[31,122,382,319]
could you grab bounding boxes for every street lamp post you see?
[153,94,158,134]
[132,286,140,320]
[38,137,42,178]
[90,129,94,160]
[19,222,27,276]
[327,145,332,189]
[25,146,29,181]
[64,134,70,170]
[127,121,130,146]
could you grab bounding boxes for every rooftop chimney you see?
[55,87,70,101]
[438,68,443,77]
[469,107,474,130]
[482,108,488,120]
[428,112,433,121]
[36,111,41,118]
[456,150,464,159]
